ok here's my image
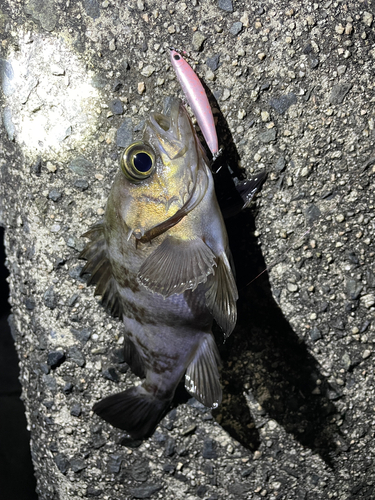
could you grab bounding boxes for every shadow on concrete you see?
[205,97,339,465]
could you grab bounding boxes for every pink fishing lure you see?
[170,49,219,155]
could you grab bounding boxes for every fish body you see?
[81,97,238,439]
[170,49,219,155]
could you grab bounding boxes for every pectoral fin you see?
[205,252,238,337]
[137,236,216,297]
[185,334,222,408]
[80,223,123,318]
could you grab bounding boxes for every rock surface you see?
[0,1,374,499]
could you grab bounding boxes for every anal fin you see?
[185,334,222,409]
[205,252,238,337]
[123,337,145,378]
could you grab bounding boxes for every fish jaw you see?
[143,97,201,207]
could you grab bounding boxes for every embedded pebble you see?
[202,439,218,459]
[346,278,362,300]
[363,12,373,27]
[336,214,345,223]
[54,454,69,474]
[70,457,87,473]
[287,283,299,292]
[229,22,243,36]
[68,157,94,177]
[44,286,57,309]
[138,81,146,94]
[70,403,82,417]
[47,350,66,369]
[310,326,322,341]
[335,24,345,35]
[341,353,351,370]
[71,327,92,343]
[140,65,155,77]
[162,437,174,457]
[259,128,277,143]
[275,156,286,172]
[221,88,231,101]
[74,179,89,191]
[48,189,62,202]
[217,0,233,12]
[129,484,163,499]
[63,382,74,395]
[107,454,123,474]
[309,55,319,69]
[0,59,15,97]
[206,54,220,71]
[31,158,42,175]
[269,93,297,114]
[360,294,375,308]
[329,84,352,105]
[68,346,86,367]
[109,99,124,115]
[131,460,150,482]
[192,32,206,51]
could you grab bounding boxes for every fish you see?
[80,97,239,439]
[170,48,219,155]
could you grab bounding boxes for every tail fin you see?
[93,385,171,439]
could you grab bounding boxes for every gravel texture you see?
[0,1,374,499]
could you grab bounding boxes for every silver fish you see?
[80,97,239,439]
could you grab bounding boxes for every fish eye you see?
[120,142,156,182]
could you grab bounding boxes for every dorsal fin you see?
[79,223,123,318]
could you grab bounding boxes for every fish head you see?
[115,97,207,239]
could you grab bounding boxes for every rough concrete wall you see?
[0,0,374,499]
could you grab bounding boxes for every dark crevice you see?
[0,226,38,500]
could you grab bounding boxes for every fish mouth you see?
[145,97,188,160]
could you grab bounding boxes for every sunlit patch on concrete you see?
[1,31,101,160]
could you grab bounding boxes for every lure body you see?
[170,49,219,155]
